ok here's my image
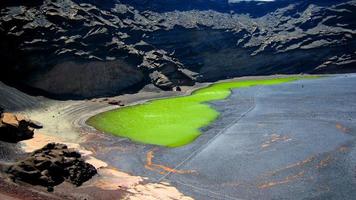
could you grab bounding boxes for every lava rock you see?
[141,50,194,90]
[108,99,125,106]
[0,113,41,143]
[7,143,97,190]
[173,86,182,92]
[149,71,175,90]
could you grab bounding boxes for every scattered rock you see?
[0,112,42,143]
[173,86,182,92]
[108,99,125,106]
[7,143,97,190]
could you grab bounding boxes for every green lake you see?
[87,76,316,147]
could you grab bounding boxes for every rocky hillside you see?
[0,0,355,98]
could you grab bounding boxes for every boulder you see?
[0,112,41,143]
[108,100,125,106]
[27,120,43,129]
[149,71,175,90]
[7,143,97,191]
[173,86,182,92]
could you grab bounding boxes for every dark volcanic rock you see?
[107,99,124,106]
[0,0,355,98]
[141,50,195,89]
[0,112,41,143]
[7,143,97,190]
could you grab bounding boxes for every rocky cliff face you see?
[0,0,355,98]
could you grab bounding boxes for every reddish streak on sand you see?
[316,155,333,169]
[261,134,291,149]
[336,123,350,133]
[256,157,314,189]
[258,171,305,189]
[145,148,196,175]
[338,146,349,153]
[265,156,315,176]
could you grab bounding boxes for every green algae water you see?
[87,76,315,147]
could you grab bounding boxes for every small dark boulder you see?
[7,143,97,190]
[108,99,125,106]
[174,86,182,92]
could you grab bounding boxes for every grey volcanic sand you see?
[89,74,356,200]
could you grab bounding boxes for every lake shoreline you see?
[0,73,323,199]
[87,74,321,147]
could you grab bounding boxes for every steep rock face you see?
[144,2,356,80]
[0,0,355,98]
[119,0,345,16]
[29,60,144,97]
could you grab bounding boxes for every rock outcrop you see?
[140,50,194,89]
[0,0,355,98]
[7,143,97,191]
[0,111,41,142]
